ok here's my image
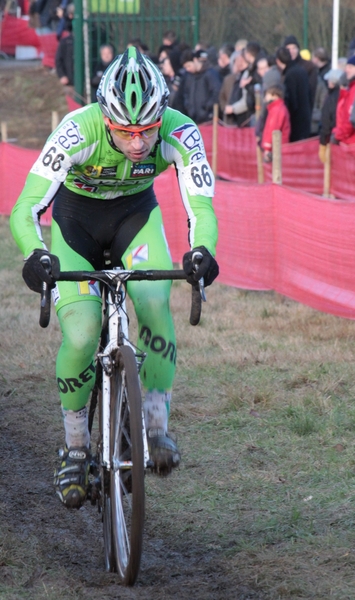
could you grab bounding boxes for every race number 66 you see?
[190,163,213,188]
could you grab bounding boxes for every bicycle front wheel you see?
[110,345,145,586]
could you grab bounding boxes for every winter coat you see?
[55,32,74,85]
[293,54,318,109]
[175,64,222,124]
[332,79,355,144]
[311,75,328,135]
[283,62,312,141]
[261,98,291,151]
[319,86,340,145]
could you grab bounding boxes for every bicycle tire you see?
[88,360,116,572]
[110,345,145,585]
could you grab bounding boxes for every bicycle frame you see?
[38,263,204,582]
[40,263,203,474]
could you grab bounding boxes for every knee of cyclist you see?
[62,329,99,357]
[134,291,170,318]
[132,281,171,313]
[59,307,101,356]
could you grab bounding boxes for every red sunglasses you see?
[104,117,162,140]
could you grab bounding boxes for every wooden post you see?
[212,103,219,177]
[256,146,264,184]
[272,130,282,184]
[271,129,284,303]
[323,143,331,197]
[1,122,8,143]
[254,84,264,184]
[51,111,59,131]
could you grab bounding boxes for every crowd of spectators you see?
[52,21,355,163]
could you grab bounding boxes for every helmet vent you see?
[144,103,158,122]
[115,65,123,83]
[131,91,137,110]
[139,70,148,91]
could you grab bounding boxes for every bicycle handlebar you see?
[39,269,204,328]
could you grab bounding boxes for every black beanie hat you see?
[284,35,300,48]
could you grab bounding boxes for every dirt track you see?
[0,370,265,599]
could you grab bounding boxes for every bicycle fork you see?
[98,289,151,472]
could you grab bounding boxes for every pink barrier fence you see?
[263,136,324,195]
[158,175,355,320]
[196,126,325,194]
[2,142,355,320]
[330,144,355,201]
[0,143,52,226]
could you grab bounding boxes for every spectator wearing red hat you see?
[331,55,355,145]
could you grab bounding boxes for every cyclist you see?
[10,47,219,509]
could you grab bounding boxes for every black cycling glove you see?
[183,245,219,287]
[22,249,61,293]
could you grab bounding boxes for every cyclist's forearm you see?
[10,175,59,256]
[185,196,218,256]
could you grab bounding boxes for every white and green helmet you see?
[97,46,170,126]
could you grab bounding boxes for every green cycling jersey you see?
[10,103,218,258]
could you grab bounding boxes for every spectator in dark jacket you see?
[55,3,74,92]
[91,43,115,101]
[276,46,312,141]
[217,43,235,81]
[312,47,331,81]
[175,49,222,124]
[158,45,184,108]
[30,0,59,33]
[242,41,263,118]
[318,68,343,162]
[284,35,318,110]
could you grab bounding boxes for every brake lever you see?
[40,255,52,296]
[192,251,207,302]
[39,255,52,328]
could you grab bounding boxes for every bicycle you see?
[39,253,205,586]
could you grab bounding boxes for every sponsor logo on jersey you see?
[126,244,149,268]
[51,120,85,151]
[52,284,60,305]
[84,165,117,177]
[169,123,205,162]
[84,165,102,177]
[73,178,98,193]
[77,280,101,297]
[130,163,156,177]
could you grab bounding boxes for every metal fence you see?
[73,0,200,103]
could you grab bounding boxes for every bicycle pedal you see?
[90,458,99,474]
[87,477,101,505]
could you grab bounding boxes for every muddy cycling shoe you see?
[53,446,91,509]
[147,428,181,476]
